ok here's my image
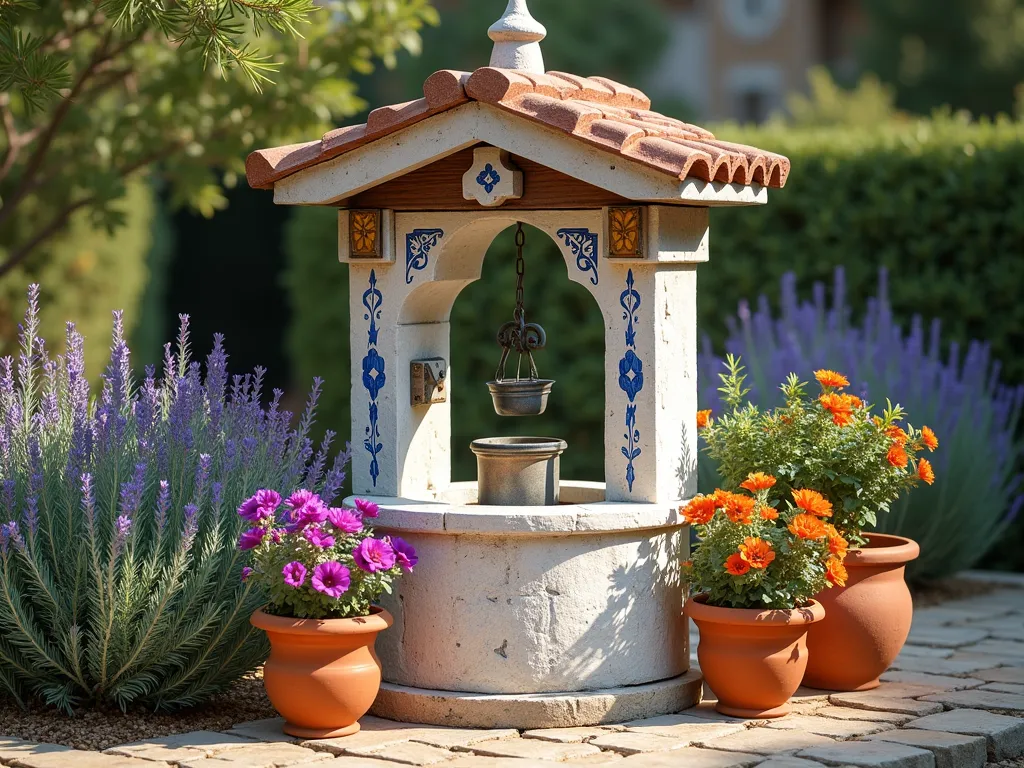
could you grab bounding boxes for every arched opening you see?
[447,223,605,483]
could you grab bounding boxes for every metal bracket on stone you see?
[411,358,447,406]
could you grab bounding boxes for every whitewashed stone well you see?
[245,0,789,729]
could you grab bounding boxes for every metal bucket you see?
[470,436,567,506]
[486,379,555,417]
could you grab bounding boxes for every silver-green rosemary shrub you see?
[0,286,350,712]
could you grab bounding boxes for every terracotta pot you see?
[803,533,919,692]
[685,593,825,718]
[251,607,393,738]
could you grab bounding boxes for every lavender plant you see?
[698,268,1024,581]
[0,286,350,712]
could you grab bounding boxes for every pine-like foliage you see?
[0,285,349,712]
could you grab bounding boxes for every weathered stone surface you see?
[906,625,988,647]
[765,714,895,738]
[619,713,745,741]
[564,751,623,764]
[982,681,1024,694]
[906,708,1024,761]
[0,741,72,762]
[895,645,954,660]
[920,688,1024,711]
[961,640,1024,659]
[107,732,256,762]
[345,742,457,766]
[522,727,621,743]
[587,732,689,755]
[752,759,829,768]
[225,719,301,744]
[864,728,986,768]
[973,667,1024,685]
[673,703,761,725]
[407,728,519,750]
[878,671,983,691]
[177,744,332,768]
[889,653,998,676]
[616,746,761,767]
[814,707,914,724]
[443,758,555,768]
[302,729,418,754]
[12,754,162,768]
[828,694,943,717]
[458,738,601,761]
[798,741,934,767]
[695,727,835,754]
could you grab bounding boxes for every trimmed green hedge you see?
[284,115,1024,487]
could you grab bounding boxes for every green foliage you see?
[786,67,900,128]
[0,0,438,277]
[860,0,1024,116]
[702,357,933,544]
[708,114,1024,384]
[0,287,348,712]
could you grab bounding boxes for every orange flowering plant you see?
[700,356,937,544]
[681,475,846,609]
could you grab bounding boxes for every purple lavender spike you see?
[155,480,170,532]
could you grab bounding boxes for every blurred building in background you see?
[650,0,866,122]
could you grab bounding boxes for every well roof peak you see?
[488,0,546,74]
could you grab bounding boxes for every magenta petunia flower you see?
[303,525,335,549]
[312,561,350,598]
[238,527,266,550]
[354,498,380,519]
[389,536,418,572]
[353,537,396,573]
[241,566,253,582]
[327,507,363,534]
[282,560,307,588]
[238,489,282,522]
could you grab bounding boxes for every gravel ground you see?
[0,672,276,751]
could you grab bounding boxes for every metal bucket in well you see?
[470,436,567,506]
[486,378,554,416]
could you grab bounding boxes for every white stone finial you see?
[488,0,546,74]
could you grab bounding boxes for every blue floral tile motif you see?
[405,228,444,284]
[476,163,501,194]
[618,269,643,492]
[362,270,385,486]
[556,228,599,285]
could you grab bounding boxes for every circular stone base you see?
[370,669,704,729]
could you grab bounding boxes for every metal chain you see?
[513,222,526,323]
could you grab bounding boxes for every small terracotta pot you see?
[803,533,919,692]
[251,607,393,738]
[686,593,825,718]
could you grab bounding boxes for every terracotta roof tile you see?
[246,66,790,191]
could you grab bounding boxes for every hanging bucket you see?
[487,378,555,417]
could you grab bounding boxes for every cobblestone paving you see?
[3,579,1023,768]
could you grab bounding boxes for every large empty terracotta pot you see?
[686,593,824,718]
[803,533,919,692]
[251,607,393,738]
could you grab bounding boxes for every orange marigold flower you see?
[718,491,755,524]
[885,425,908,444]
[824,523,848,559]
[760,505,780,521]
[788,513,828,540]
[740,472,777,493]
[819,393,856,426]
[792,489,833,518]
[846,394,863,408]
[681,495,718,525]
[815,369,850,389]
[887,442,909,469]
[680,560,693,569]
[697,410,712,429]
[826,557,848,587]
[739,537,776,570]
[724,553,750,576]
[921,426,939,452]
[918,458,935,485]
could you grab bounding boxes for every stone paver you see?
[226,719,301,744]
[764,714,896,738]
[982,681,1024,694]
[345,742,458,766]
[878,670,984,691]
[618,714,745,741]
[906,625,989,647]
[695,727,835,754]
[587,732,690,755]
[107,732,255,762]
[0,740,72,761]
[889,653,1001,676]
[863,728,986,768]
[457,738,601,761]
[444,758,553,768]
[616,746,761,767]
[406,728,519,750]
[920,688,1024,711]
[906,709,1024,761]
[961,640,1024,659]
[177,744,333,768]
[798,741,934,767]
[813,707,915,724]
[11,754,162,768]
[521,727,620,744]
[753,759,829,768]
[828,693,944,717]
[974,667,1024,685]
